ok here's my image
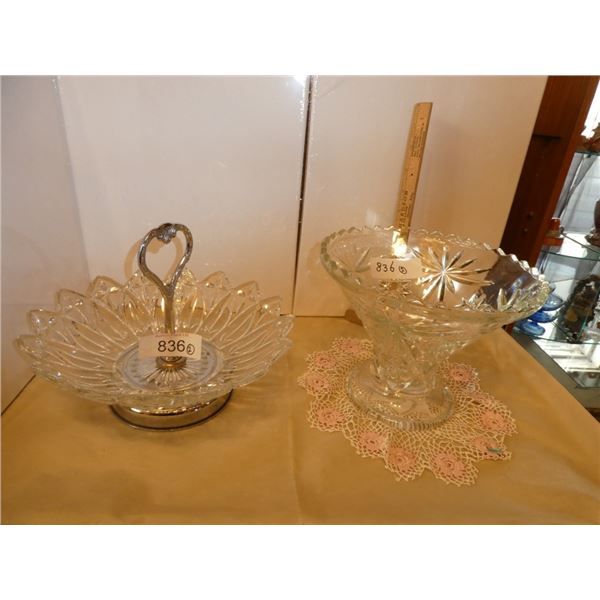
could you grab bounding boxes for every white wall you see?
[58,77,308,312]
[1,77,90,410]
[293,76,547,316]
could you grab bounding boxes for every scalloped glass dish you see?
[16,269,293,429]
[321,226,551,430]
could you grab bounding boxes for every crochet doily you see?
[298,337,517,486]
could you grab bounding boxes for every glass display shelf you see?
[515,276,600,389]
[515,318,600,345]
[531,336,600,389]
[540,232,600,262]
[575,148,600,158]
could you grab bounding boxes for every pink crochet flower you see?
[471,435,504,456]
[433,452,466,478]
[304,373,331,395]
[312,352,337,370]
[480,410,507,432]
[358,431,386,453]
[339,338,363,355]
[388,447,416,472]
[316,407,345,428]
[449,364,475,384]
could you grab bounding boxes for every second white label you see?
[370,256,423,280]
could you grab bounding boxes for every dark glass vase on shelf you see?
[556,275,600,342]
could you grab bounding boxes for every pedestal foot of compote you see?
[346,360,453,431]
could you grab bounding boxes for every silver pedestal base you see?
[111,391,232,431]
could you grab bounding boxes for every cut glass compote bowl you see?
[16,223,293,430]
[321,226,550,430]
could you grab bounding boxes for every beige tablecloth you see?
[2,317,599,524]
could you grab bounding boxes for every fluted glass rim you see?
[320,225,551,320]
[15,268,294,406]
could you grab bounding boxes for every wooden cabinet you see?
[501,76,599,265]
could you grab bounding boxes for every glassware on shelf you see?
[529,308,559,323]
[514,290,561,335]
[556,275,600,342]
[16,223,293,430]
[543,292,565,311]
[321,226,550,430]
[515,319,546,337]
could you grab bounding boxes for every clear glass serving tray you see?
[16,223,293,429]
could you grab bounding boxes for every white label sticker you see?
[370,256,423,280]
[138,333,203,359]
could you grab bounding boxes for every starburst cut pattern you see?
[414,246,491,302]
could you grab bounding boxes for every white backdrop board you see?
[58,76,308,313]
[1,77,90,409]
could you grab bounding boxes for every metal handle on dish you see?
[137,223,193,334]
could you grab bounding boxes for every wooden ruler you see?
[394,102,433,234]
[345,102,433,326]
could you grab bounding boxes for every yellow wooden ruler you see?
[394,102,433,234]
[345,102,432,325]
